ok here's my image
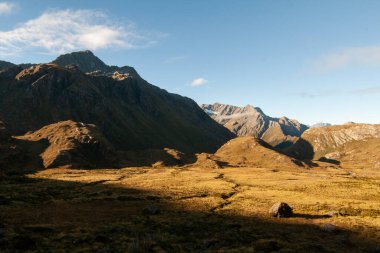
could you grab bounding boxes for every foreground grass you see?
[0,164,379,252]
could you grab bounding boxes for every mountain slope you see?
[286,123,380,169]
[211,136,305,169]
[17,120,116,168]
[0,60,15,70]
[0,53,234,154]
[201,103,308,148]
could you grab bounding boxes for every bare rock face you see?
[201,103,308,148]
[269,202,293,218]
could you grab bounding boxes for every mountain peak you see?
[51,50,140,78]
[201,102,308,148]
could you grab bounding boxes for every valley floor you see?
[0,164,379,252]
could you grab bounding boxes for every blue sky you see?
[1,0,380,125]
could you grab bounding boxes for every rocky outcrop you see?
[0,53,233,155]
[201,103,308,148]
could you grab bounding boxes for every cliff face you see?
[202,103,308,148]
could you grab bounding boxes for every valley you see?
[0,51,379,252]
[1,163,379,252]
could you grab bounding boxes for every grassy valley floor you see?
[0,164,379,252]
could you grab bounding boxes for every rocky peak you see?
[201,103,308,148]
[51,50,140,78]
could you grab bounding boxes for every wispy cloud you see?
[291,86,380,98]
[0,9,164,56]
[191,77,208,87]
[314,46,380,72]
[0,2,15,15]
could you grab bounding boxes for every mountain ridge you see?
[51,50,140,78]
[0,51,234,157]
[201,103,308,148]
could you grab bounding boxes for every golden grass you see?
[0,164,379,252]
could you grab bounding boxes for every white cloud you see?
[0,9,161,56]
[314,46,380,72]
[191,77,208,87]
[0,2,15,15]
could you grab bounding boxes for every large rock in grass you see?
[269,202,293,218]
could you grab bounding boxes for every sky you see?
[0,0,380,125]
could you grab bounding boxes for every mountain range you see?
[201,103,308,148]
[286,123,380,169]
[0,51,234,169]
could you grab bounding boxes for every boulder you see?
[269,202,293,218]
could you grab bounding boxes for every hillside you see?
[0,60,15,70]
[202,103,308,148]
[0,52,234,155]
[212,136,305,169]
[287,123,380,169]
[17,120,116,168]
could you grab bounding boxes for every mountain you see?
[0,60,15,70]
[286,123,380,169]
[310,122,332,128]
[51,50,140,78]
[201,103,308,148]
[0,51,234,157]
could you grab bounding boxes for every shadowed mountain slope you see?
[202,103,308,148]
[17,120,116,168]
[0,60,15,70]
[0,53,234,155]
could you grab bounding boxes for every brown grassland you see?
[0,161,379,252]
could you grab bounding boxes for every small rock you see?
[269,202,293,218]
[142,205,161,215]
[321,223,338,233]
[325,210,341,217]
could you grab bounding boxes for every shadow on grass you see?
[0,174,378,253]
